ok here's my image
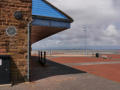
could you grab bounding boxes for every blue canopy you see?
[32,0,73,28]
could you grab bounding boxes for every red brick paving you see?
[48,55,120,83]
[48,56,120,64]
[72,64,120,82]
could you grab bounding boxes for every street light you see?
[82,25,88,56]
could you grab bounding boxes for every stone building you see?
[0,0,73,84]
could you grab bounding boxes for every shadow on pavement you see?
[30,56,86,82]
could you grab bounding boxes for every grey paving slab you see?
[64,61,120,66]
[0,73,120,90]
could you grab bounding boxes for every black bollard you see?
[38,51,40,61]
[38,51,47,66]
[41,51,42,61]
[44,51,46,60]
[96,53,99,58]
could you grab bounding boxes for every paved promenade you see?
[0,55,120,90]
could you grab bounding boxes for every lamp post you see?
[82,25,88,56]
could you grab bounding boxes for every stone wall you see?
[0,0,32,83]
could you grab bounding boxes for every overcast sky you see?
[32,0,120,50]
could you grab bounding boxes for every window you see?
[6,26,17,36]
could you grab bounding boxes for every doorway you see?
[0,55,10,85]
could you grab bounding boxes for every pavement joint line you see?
[63,61,120,66]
